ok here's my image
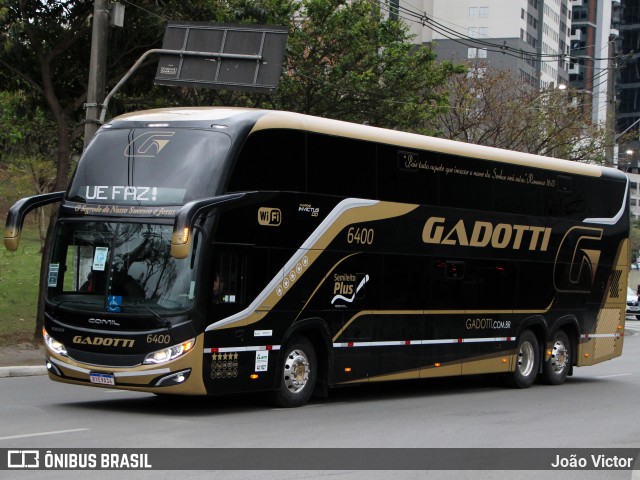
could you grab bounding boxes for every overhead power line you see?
[377,0,619,64]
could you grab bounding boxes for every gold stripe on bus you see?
[578,238,628,366]
[209,201,417,331]
[339,367,422,384]
[460,353,515,375]
[333,308,551,343]
[333,310,422,343]
[311,201,418,250]
[339,351,515,385]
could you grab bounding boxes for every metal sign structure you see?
[98,22,288,124]
[154,22,288,94]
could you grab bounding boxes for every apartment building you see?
[404,0,619,127]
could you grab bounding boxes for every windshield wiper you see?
[144,306,175,345]
[144,305,170,327]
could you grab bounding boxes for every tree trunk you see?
[38,206,47,252]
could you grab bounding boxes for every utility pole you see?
[83,0,110,150]
[605,34,617,168]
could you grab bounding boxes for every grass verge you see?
[0,223,41,345]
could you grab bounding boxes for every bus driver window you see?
[212,271,225,303]
[211,252,244,304]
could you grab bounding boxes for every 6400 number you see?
[147,334,170,344]
[346,227,375,245]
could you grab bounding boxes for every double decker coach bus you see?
[4,107,630,407]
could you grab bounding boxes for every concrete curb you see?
[0,366,48,378]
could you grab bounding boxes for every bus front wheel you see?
[541,330,571,385]
[506,330,540,388]
[270,336,317,408]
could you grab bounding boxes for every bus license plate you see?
[90,372,115,386]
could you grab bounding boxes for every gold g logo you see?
[553,226,603,293]
[124,132,175,157]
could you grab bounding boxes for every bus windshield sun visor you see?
[4,191,65,251]
[170,193,246,259]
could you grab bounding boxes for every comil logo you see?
[8,450,39,469]
[258,207,282,226]
[124,132,175,157]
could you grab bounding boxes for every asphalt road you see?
[1,327,639,480]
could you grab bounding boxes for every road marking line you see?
[595,373,633,379]
[0,428,89,441]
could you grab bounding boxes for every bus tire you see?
[270,336,317,408]
[506,330,539,388]
[541,330,571,385]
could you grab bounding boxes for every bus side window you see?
[227,130,305,192]
[307,134,376,199]
[212,252,246,304]
[382,255,429,310]
[65,245,104,293]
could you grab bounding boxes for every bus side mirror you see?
[171,227,192,259]
[170,193,246,259]
[4,192,64,251]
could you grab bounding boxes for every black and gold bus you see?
[4,108,630,407]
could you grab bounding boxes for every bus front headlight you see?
[143,338,195,365]
[43,328,68,357]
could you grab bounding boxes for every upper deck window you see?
[306,134,376,199]
[228,129,377,199]
[227,129,306,192]
[68,128,231,205]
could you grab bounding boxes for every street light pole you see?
[616,117,640,141]
[83,0,110,150]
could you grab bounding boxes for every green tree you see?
[428,65,611,162]
[1,0,463,341]
[0,90,57,163]
[277,0,463,130]
[5,157,56,249]
[168,0,464,132]
[0,0,210,339]
[0,90,58,249]
[1,1,91,192]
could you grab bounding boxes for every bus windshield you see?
[67,128,231,205]
[47,221,198,314]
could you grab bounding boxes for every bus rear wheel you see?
[270,336,317,408]
[541,330,571,385]
[506,330,539,388]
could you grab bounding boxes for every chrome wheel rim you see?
[550,339,568,374]
[283,348,310,394]
[517,340,535,377]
